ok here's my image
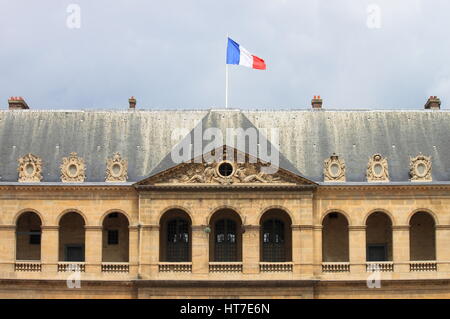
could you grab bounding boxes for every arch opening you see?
[102,212,129,262]
[260,209,292,262]
[209,209,242,262]
[366,212,393,262]
[16,211,42,261]
[322,212,349,262]
[410,212,436,261]
[160,209,191,262]
[59,212,85,262]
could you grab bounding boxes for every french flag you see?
[226,37,266,70]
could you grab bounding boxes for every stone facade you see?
[1,107,450,298]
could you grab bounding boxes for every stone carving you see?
[159,161,288,185]
[324,154,346,182]
[410,153,432,182]
[60,152,86,183]
[17,153,43,182]
[367,154,389,182]
[105,152,128,182]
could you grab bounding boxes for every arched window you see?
[59,212,85,262]
[322,212,349,262]
[16,211,42,261]
[262,219,285,261]
[260,209,292,262]
[410,212,436,261]
[102,212,129,262]
[209,209,242,262]
[366,212,392,262]
[167,218,190,262]
[160,209,191,262]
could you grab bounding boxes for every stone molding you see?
[324,154,346,182]
[367,154,389,182]
[60,152,86,183]
[17,153,43,183]
[410,153,432,182]
[105,152,128,182]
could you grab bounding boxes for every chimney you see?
[424,96,441,110]
[129,96,136,109]
[8,96,29,110]
[311,95,322,109]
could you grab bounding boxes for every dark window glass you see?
[218,163,233,177]
[108,213,118,218]
[29,230,41,245]
[107,230,119,245]
[167,218,190,261]
[262,219,285,262]
[214,219,237,261]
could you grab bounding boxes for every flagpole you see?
[225,63,228,109]
[225,34,229,109]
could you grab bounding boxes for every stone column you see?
[392,225,410,273]
[436,225,450,272]
[41,225,59,273]
[84,226,102,273]
[139,225,159,278]
[349,225,366,273]
[313,225,323,275]
[291,225,302,275]
[0,225,16,273]
[129,225,139,275]
[297,225,314,276]
[242,225,260,274]
[191,225,209,274]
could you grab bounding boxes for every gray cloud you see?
[0,0,449,110]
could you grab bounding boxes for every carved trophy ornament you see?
[17,153,43,182]
[367,154,389,182]
[324,154,346,182]
[410,154,432,182]
[105,152,128,182]
[60,152,86,183]
[157,160,294,185]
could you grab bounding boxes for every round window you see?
[373,163,383,177]
[68,164,78,177]
[218,162,234,177]
[329,163,341,178]
[25,163,35,176]
[111,163,122,176]
[416,162,427,177]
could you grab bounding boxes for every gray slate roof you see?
[1,109,450,184]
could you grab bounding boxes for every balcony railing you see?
[209,262,243,273]
[322,262,350,273]
[410,261,437,272]
[260,262,293,272]
[57,262,86,272]
[15,261,42,272]
[101,262,129,273]
[366,262,394,272]
[158,262,192,273]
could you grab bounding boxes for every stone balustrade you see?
[14,261,42,272]
[57,262,86,272]
[410,261,437,272]
[322,262,350,273]
[366,262,394,272]
[259,262,293,272]
[101,262,130,273]
[209,262,243,273]
[158,262,192,273]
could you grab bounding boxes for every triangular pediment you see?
[135,146,316,187]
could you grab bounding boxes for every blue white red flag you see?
[226,37,266,70]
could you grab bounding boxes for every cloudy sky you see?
[1,0,449,110]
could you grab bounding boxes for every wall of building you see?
[1,184,450,298]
